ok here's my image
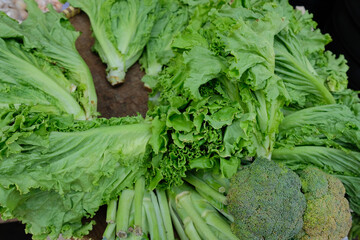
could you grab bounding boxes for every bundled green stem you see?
[168,183,237,240]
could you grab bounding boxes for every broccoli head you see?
[227,157,306,240]
[295,167,352,240]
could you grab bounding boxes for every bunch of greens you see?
[144,0,289,189]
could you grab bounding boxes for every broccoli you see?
[227,157,306,240]
[295,167,352,240]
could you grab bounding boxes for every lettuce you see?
[0,106,152,239]
[145,2,289,188]
[65,0,158,85]
[140,0,190,77]
[0,0,97,119]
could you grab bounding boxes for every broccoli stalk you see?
[133,176,145,236]
[183,173,232,221]
[168,183,238,240]
[116,189,135,238]
[103,199,117,240]
[104,177,175,240]
[156,189,175,240]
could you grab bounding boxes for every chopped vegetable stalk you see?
[190,193,237,240]
[184,173,228,208]
[116,189,135,238]
[106,199,118,224]
[103,199,117,240]
[169,199,189,240]
[169,184,225,240]
[156,189,175,240]
[134,177,146,236]
[143,191,160,239]
[150,191,167,239]
[184,218,202,240]
[103,223,116,240]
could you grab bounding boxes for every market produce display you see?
[0,0,359,239]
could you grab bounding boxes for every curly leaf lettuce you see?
[146,3,290,187]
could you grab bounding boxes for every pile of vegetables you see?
[0,0,359,239]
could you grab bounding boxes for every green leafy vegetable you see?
[64,0,157,85]
[140,0,190,77]
[0,0,97,119]
[0,106,152,239]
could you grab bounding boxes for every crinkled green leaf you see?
[0,107,152,239]
[140,0,190,76]
[309,51,349,92]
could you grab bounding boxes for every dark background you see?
[289,0,360,90]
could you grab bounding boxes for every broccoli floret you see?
[227,157,306,240]
[295,167,352,240]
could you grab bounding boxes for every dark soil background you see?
[70,12,149,119]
